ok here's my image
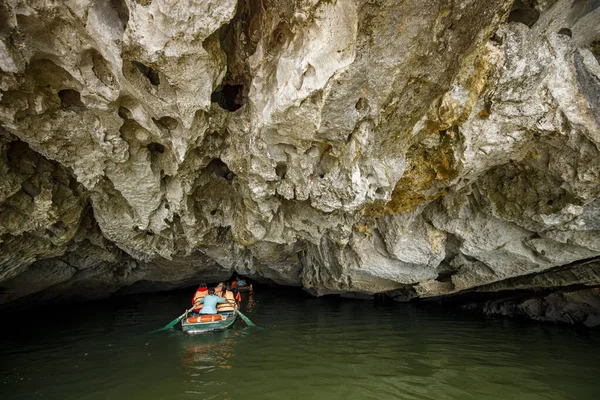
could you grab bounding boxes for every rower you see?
[194,288,226,314]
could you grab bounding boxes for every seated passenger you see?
[217,284,236,313]
[192,283,208,313]
[213,282,225,297]
[237,278,247,287]
[195,288,226,314]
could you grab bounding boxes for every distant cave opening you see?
[558,28,573,38]
[507,0,540,27]
[58,89,85,111]
[211,84,245,111]
[131,61,160,86]
[206,158,235,181]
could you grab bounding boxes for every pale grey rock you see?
[1,0,600,325]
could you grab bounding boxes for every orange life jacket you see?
[192,288,208,312]
[217,290,236,312]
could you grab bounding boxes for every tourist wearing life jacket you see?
[195,288,226,314]
[237,278,246,287]
[213,282,225,297]
[192,283,208,312]
[217,284,236,313]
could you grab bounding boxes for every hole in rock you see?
[210,209,218,216]
[435,270,454,283]
[109,0,130,30]
[206,158,235,181]
[588,40,600,63]
[90,49,115,87]
[152,116,178,131]
[211,84,245,111]
[547,199,554,206]
[131,61,160,85]
[275,163,288,180]
[507,0,540,27]
[355,97,368,112]
[478,101,492,119]
[21,181,41,198]
[490,33,503,45]
[118,106,132,120]
[267,22,293,56]
[58,89,85,111]
[557,28,572,37]
[147,142,165,154]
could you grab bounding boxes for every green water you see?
[1,289,600,400]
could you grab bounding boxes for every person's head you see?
[226,283,231,290]
[208,288,215,295]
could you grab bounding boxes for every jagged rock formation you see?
[1,0,600,324]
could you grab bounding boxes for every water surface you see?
[1,288,599,399]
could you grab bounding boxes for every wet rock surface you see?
[1,0,600,324]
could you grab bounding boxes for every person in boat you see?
[192,283,208,312]
[213,282,225,296]
[216,283,236,313]
[195,288,226,315]
[236,278,247,287]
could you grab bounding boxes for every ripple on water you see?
[1,290,600,400]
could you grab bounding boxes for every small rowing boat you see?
[181,310,237,334]
[235,284,251,293]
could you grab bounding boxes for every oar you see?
[222,299,261,329]
[150,305,195,333]
[236,310,256,327]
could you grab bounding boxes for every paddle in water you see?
[236,310,263,329]
[150,306,195,333]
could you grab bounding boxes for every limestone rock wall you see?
[1,0,600,322]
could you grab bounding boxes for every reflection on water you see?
[1,288,600,400]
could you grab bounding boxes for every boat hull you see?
[181,313,237,334]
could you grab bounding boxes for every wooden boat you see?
[235,284,251,293]
[181,310,237,334]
